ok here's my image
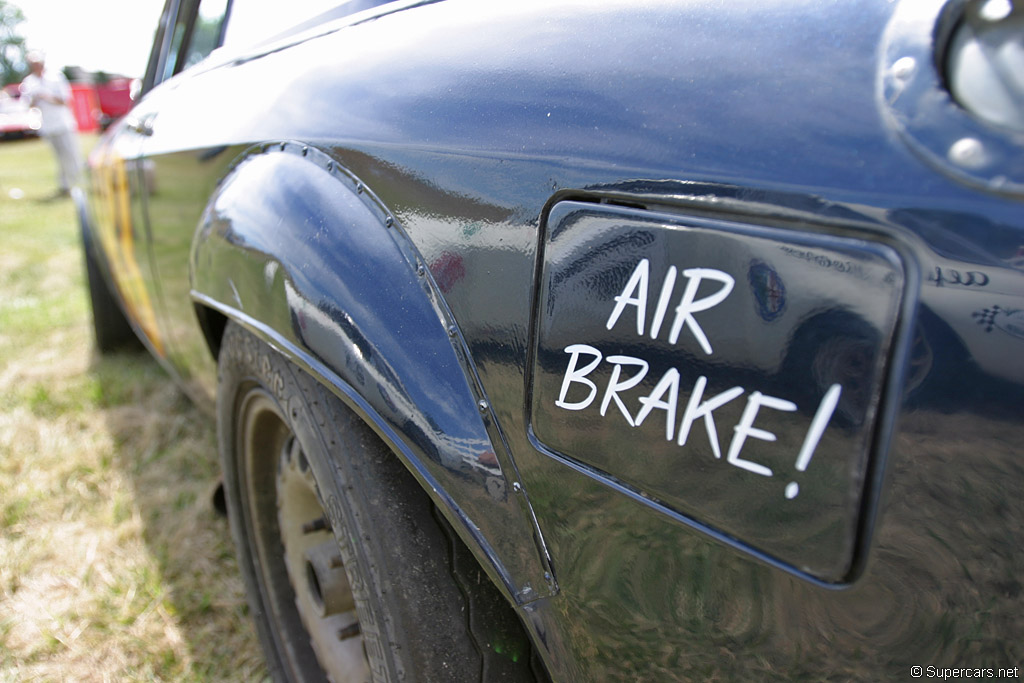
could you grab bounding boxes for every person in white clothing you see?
[20,51,82,198]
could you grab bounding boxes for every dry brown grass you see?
[1,136,266,681]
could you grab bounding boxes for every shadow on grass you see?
[89,347,267,681]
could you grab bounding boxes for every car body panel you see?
[531,200,912,583]
[84,0,1024,679]
[190,142,556,603]
[88,120,168,359]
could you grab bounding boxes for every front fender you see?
[190,142,554,605]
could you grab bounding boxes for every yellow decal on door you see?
[90,142,165,357]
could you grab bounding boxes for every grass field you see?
[0,136,266,681]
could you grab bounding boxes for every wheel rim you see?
[237,387,370,682]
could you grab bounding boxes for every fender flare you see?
[189,142,555,605]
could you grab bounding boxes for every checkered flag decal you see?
[972,305,1002,333]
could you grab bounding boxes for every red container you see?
[96,79,134,123]
[69,83,100,132]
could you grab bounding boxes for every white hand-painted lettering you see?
[677,376,744,459]
[785,383,842,499]
[667,268,734,354]
[553,345,843,495]
[559,259,846,500]
[649,265,678,339]
[605,259,735,355]
[555,344,603,410]
[606,258,649,335]
[600,355,649,426]
[727,391,797,477]
[634,368,681,441]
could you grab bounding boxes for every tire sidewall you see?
[217,324,401,682]
[217,322,542,683]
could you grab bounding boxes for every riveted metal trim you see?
[216,141,557,603]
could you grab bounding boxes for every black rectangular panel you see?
[530,201,907,581]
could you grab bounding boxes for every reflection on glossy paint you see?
[520,399,1023,680]
[190,144,555,603]
[108,0,1024,677]
[89,139,165,356]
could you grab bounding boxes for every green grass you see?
[0,136,266,681]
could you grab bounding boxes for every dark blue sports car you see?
[79,0,1024,679]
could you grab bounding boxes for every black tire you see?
[217,322,543,683]
[79,220,141,353]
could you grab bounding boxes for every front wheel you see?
[217,322,542,682]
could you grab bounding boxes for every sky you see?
[14,0,166,77]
